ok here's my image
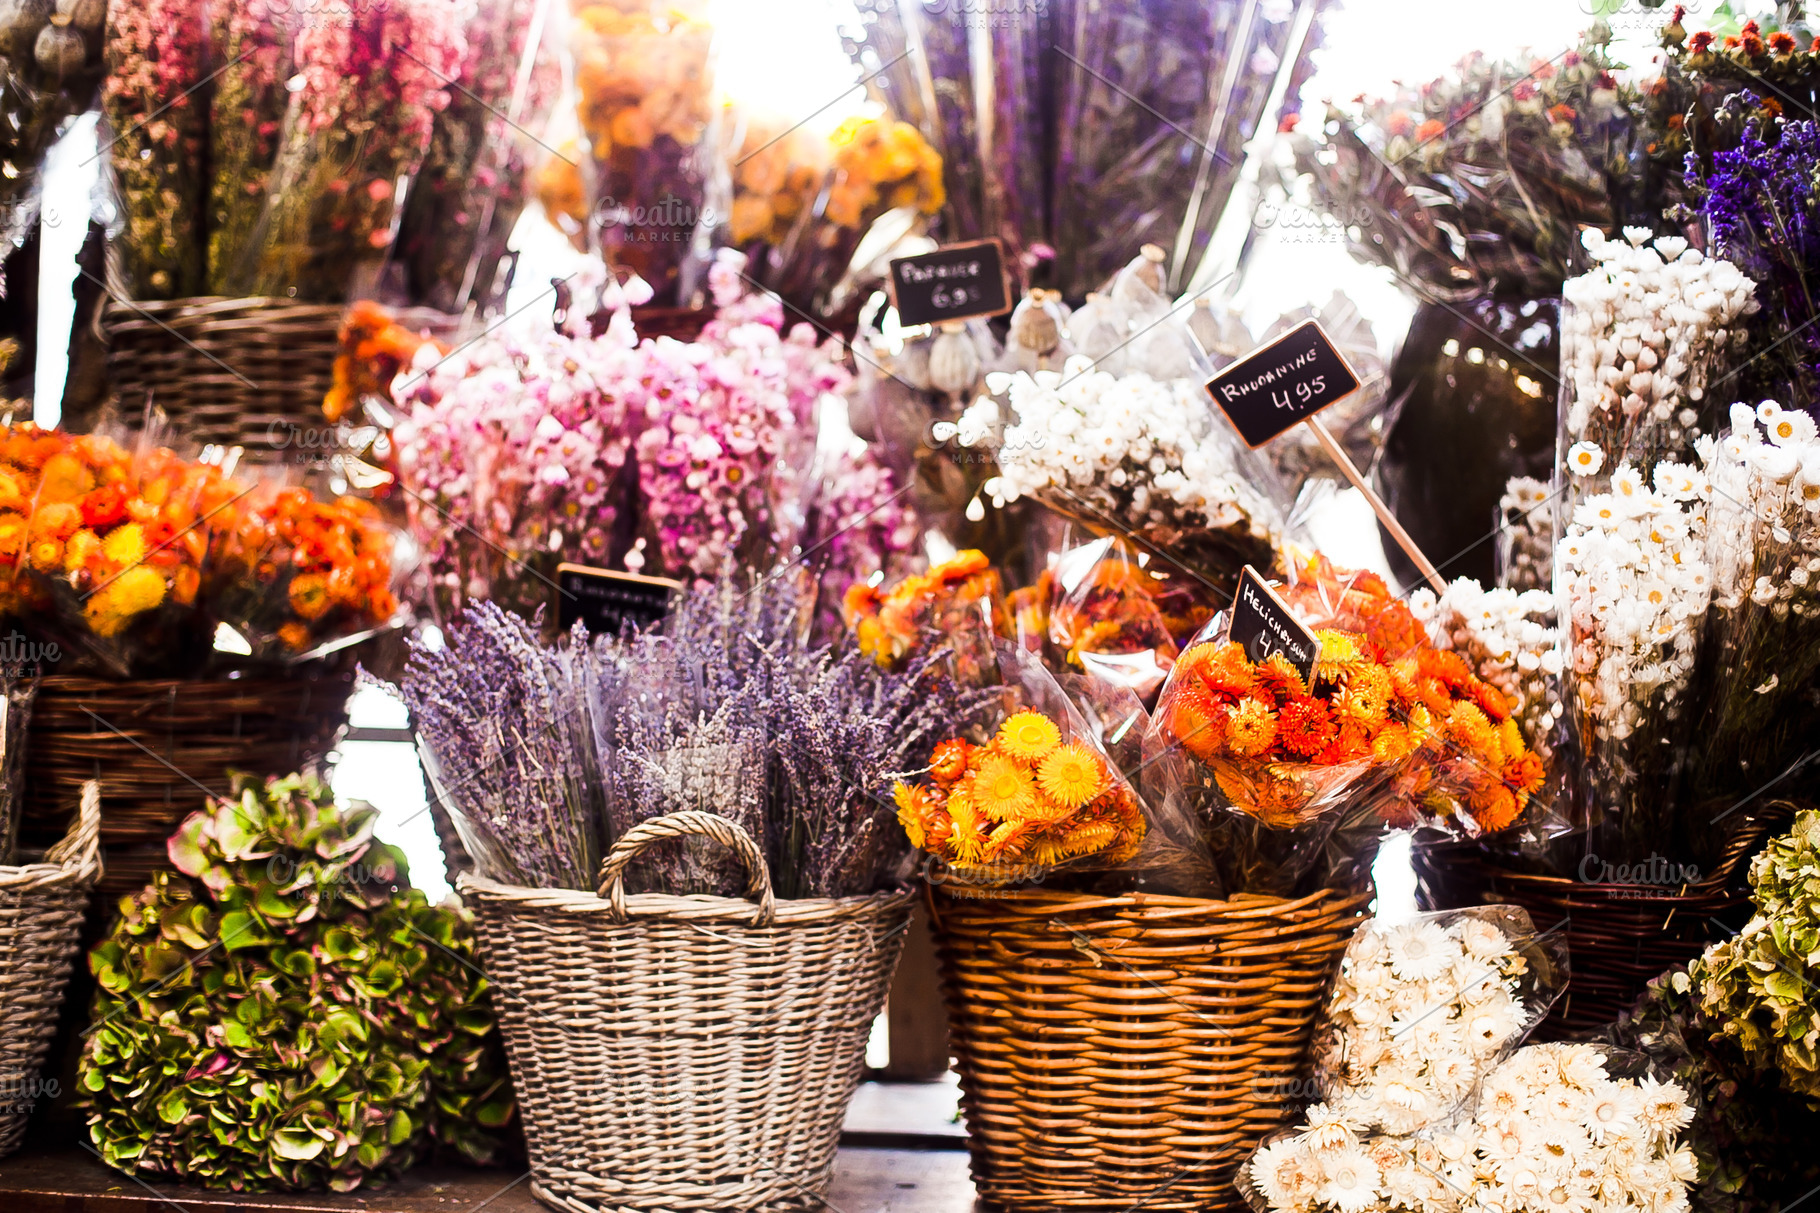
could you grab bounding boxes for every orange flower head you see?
[1277,696,1337,760]
[894,781,937,849]
[1468,782,1521,832]
[1223,698,1279,758]
[997,711,1061,762]
[1254,652,1309,702]
[1164,681,1224,762]
[1503,750,1546,797]
[930,738,972,784]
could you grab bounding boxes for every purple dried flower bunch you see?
[1694,94,1820,401]
[399,602,600,890]
[406,574,994,898]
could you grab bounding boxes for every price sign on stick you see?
[1206,319,1445,592]
[887,238,1015,327]
[555,563,681,635]
[1226,565,1320,686]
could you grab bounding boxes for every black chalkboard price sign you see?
[554,563,681,635]
[887,238,1014,327]
[1225,565,1319,686]
[1204,318,1360,448]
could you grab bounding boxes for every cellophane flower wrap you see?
[227,0,466,302]
[0,424,239,674]
[569,0,715,306]
[844,549,1003,689]
[751,114,944,316]
[395,0,561,313]
[1309,908,1566,1139]
[102,0,207,299]
[1407,577,1573,842]
[79,773,515,1190]
[1295,33,1642,302]
[1557,452,1715,864]
[1558,226,1757,519]
[208,480,404,663]
[944,356,1284,601]
[204,0,289,294]
[893,638,1208,893]
[1246,1041,1697,1213]
[0,423,403,676]
[1002,533,1215,701]
[1685,403,1820,805]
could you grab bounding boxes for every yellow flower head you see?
[1446,701,1500,763]
[1313,629,1363,683]
[893,782,929,850]
[997,710,1061,762]
[1059,819,1120,859]
[1037,743,1105,810]
[85,565,167,637]
[1224,698,1279,758]
[971,754,1037,821]
[100,522,147,568]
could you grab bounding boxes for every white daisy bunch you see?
[1686,401,1820,793]
[1495,476,1555,595]
[1247,1043,1698,1213]
[1560,227,1757,493]
[1556,459,1712,821]
[1467,1043,1696,1213]
[1410,578,1566,771]
[1314,912,1539,1139]
[938,357,1281,584]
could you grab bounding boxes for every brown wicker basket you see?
[18,674,351,899]
[102,296,461,460]
[930,883,1371,1212]
[0,781,99,1157]
[1412,802,1795,1040]
[459,810,914,1213]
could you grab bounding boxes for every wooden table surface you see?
[0,1145,983,1213]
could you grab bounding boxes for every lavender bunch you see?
[761,642,995,900]
[400,603,599,890]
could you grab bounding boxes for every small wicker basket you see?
[931,883,1370,1212]
[0,780,100,1158]
[460,810,915,1213]
[1413,803,1794,1039]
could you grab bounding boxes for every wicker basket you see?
[460,810,915,1213]
[102,296,462,460]
[0,781,100,1157]
[1412,802,1795,1040]
[19,674,351,899]
[930,883,1371,1212]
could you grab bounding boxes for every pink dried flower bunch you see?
[393,252,912,616]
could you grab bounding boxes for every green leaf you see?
[387,1110,413,1147]
[219,911,275,952]
[157,1091,189,1125]
[270,1129,325,1161]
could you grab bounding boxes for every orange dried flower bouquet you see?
[844,549,1001,684]
[894,708,1144,881]
[0,423,399,674]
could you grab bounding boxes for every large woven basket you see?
[19,674,351,900]
[1412,802,1793,1039]
[102,296,461,460]
[931,883,1371,1212]
[460,810,915,1213]
[0,781,100,1157]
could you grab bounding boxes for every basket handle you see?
[597,810,775,927]
[44,780,102,884]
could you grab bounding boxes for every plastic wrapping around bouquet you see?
[459,810,914,1213]
[1412,802,1797,1041]
[102,297,461,458]
[930,882,1370,1212]
[17,674,352,900]
[0,781,100,1158]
